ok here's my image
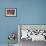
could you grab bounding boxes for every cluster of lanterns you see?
[8,32,16,41]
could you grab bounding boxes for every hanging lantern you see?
[8,32,16,41]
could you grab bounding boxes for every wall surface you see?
[0,0,46,44]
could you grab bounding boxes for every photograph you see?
[5,8,17,16]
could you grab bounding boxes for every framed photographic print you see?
[5,8,17,16]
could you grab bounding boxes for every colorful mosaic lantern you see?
[8,32,16,46]
[8,32,16,41]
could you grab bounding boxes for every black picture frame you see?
[5,8,17,16]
